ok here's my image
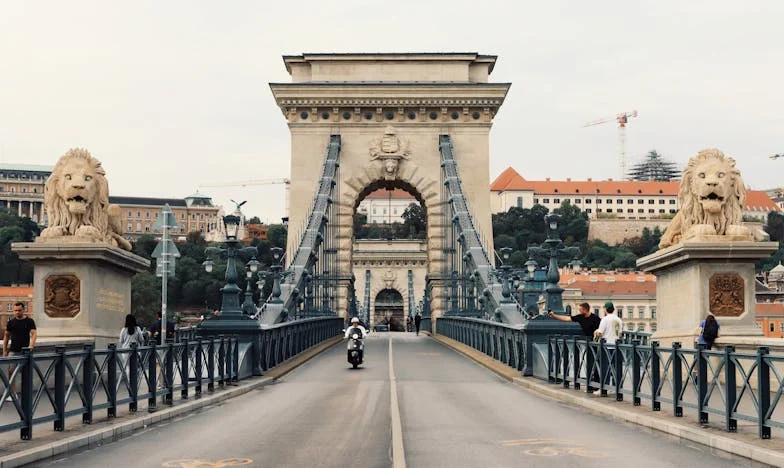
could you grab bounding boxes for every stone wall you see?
[587,218,671,245]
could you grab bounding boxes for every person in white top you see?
[344,317,368,338]
[597,301,623,345]
[119,314,145,348]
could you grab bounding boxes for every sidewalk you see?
[431,333,784,468]
[0,336,342,468]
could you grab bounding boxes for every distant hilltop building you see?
[357,188,418,224]
[109,192,221,240]
[0,163,52,223]
[490,167,780,222]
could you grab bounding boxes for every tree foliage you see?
[0,208,38,285]
[354,203,426,240]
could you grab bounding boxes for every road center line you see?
[388,335,407,468]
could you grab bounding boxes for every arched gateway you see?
[263,53,512,324]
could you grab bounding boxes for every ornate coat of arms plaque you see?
[709,273,744,317]
[44,275,81,318]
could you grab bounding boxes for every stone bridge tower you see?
[270,53,510,318]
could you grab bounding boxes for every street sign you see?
[152,205,180,231]
[151,239,181,259]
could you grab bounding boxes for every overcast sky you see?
[1,1,782,224]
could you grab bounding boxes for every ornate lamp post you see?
[268,247,284,304]
[242,257,261,316]
[199,214,261,335]
[526,214,580,315]
[497,247,514,303]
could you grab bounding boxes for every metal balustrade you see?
[437,317,525,371]
[547,335,784,439]
[0,317,342,441]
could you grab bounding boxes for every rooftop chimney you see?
[545,177,550,181]
[587,178,592,181]
[566,178,571,182]
[607,178,613,181]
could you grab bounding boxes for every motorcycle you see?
[346,328,364,369]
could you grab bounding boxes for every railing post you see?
[651,341,661,411]
[82,344,94,424]
[572,336,580,390]
[613,343,623,401]
[757,346,771,439]
[195,339,203,398]
[252,332,263,376]
[20,349,34,440]
[631,340,641,406]
[218,336,226,388]
[586,341,596,394]
[54,346,66,431]
[724,345,736,432]
[561,338,570,388]
[207,338,215,392]
[697,344,708,424]
[181,339,189,400]
[260,330,268,372]
[148,342,157,412]
[129,343,139,412]
[234,336,240,382]
[107,344,117,418]
[547,336,554,382]
[165,342,174,405]
[598,339,607,397]
[672,342,683,417]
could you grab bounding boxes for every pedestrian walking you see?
[548,302,600,338]
[3,302,36,400]
[150,311,175,345]
[696,314,720,350]
[414,312,422,336]
[119,314,145,348]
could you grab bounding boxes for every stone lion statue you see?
[659,148,759,249]
[39,148,132,250]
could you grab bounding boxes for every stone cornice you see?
[269,83,510,109]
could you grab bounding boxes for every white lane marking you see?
[388,335,407,468]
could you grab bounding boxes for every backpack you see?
[702,320,719,344]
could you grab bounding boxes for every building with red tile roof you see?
[490,167,780,221]
[756,303,784,338]
[0,285,34,333]
[357,188,419,224]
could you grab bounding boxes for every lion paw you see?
[725,224,751,237]
[40,226,67,238]
[75,226,103,241]
[686,224,717,239]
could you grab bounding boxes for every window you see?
[136,222,142,231]
[638,306,645,319]
[606,199,612,204]
[383,209,387,214]
[574,199,581,204]
[586,208,592,213]
[669,199,676,205]
[137,212,141,217]
[128,211,132,217]
[626,323,635,330]
[597,199,602,204]
[145,225,150,232]
[372,208,376,214]
[597,209,603,213]
[648,199,654,204]
[181,214,185,219]
[585,199,591,204]
[594,308,600,315]
[648,209,655,213]
[146,212,150,218]
[780,323,784,333]
[771,323,775,333]
[617,307,623,318]
[200,214,204,220]
[651,307,656,319]
[638,209,644,213]
[638,199,644,204]
[637,324,646,332]
[553,198,560,204]
[617,209,623,213]
[659,200,665,205]
[659,209,665,213]
[617,199,623,204]
[627,209,634,213]
[517,196,523,208]
[7,303,13,312]
[669,209,677,214]
[543,198,550,204]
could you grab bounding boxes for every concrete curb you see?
[431,334,784,467]
[0,336,343,468]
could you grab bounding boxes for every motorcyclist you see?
[344,317,368,339]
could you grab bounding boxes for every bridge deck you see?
[37,335,747,467]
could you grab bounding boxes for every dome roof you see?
[769,262,784,281]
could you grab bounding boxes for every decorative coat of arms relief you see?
[369,126,411,181]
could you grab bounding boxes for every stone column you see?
[638,240,778,348]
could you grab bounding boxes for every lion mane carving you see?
[659,148,758,249]
[39,148,132,251]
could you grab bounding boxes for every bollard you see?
[671,342,683,417]
[54,346,66,431]
[82,344,94,424]
[724,345,736,432]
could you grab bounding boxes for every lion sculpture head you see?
[39,148,131,250]
[659,148,754,248]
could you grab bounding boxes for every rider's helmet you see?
[351,317,360,324]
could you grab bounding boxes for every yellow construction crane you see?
[199,178,291,220]
[583,110,639,180]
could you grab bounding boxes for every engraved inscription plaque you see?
[709,273,744,317]
[44,275,81,318]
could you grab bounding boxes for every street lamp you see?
[268,247,284,304]
[527,214,580,316]
[241,257,261,316]
[498,247,514,302]
[199,213,260,332]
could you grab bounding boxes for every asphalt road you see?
[37,334,752,468]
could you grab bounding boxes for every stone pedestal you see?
[637,240,777,348]
[12,242,150,349]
